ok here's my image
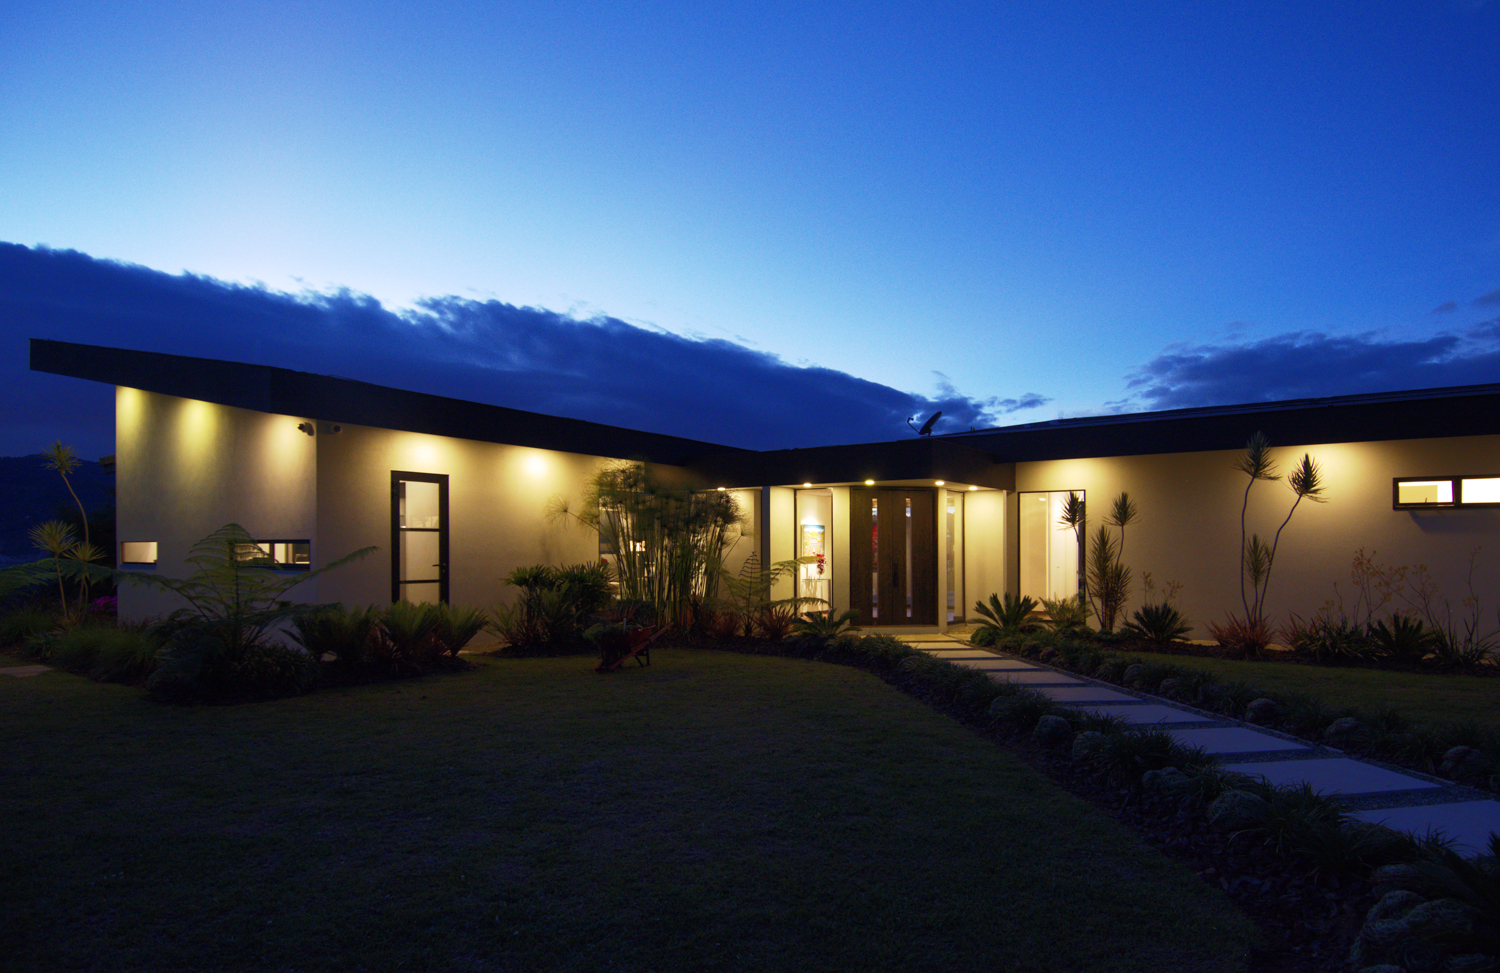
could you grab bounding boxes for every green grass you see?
[1116,649,1500,729]
[0,647,1254,973]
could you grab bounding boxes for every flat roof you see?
[30,338,747,467]
[33,338,1500,478]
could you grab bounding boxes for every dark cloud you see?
[1475,288,1500,307]
[2,243,1036,457]
[1433,300,1459,313]
[1121,323,1500,411]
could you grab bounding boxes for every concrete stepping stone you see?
[1035,685,1138,704]
[950,658,1039,671]
[1219,757,1440,795]
[1166,727,1310,755]
[987,669,1083,685]
[1352,801,1500,857]
[0,665,51,677]
[1072,703,1216,725]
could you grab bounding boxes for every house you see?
[29,338,1500,633]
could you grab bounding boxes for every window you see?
[121,541,158,564]
[234,540,312,570]
[1394,477,1500,509]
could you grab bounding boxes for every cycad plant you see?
[1123,602,1193,643]
[973,592,1039,638]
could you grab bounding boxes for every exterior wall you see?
[1012,435,1500,634]
[115,388,319,621]
[116,390,755,620]
[313,423,737,611]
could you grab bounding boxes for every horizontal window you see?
[1394,477,1500,509]
[121,541,158,564]
[233,540,312,570]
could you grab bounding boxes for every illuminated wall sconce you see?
[297,422,315,436]
[802,482,812,488]
[864,479,875,485]
[717,486,726,491]
[935,480,945,486]
[969,486,978,491]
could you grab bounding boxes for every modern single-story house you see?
[29,338,1500,634]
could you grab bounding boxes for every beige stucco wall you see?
[114,388,756,620]
[1013,435,1500,634]
[115,388,319,621]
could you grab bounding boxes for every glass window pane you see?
[400,480,441,528]
[1461,478,1500,503]
[1397,480,1453,505]
[399,583,441,605]
[400,530,441,581]
[121,541,157,564]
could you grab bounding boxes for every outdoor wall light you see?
[969,486,979,491]
[864,479,875,485]
[297,422,315,436]
[935,480,945,486]
[716,486,726,491]
[802,482,811,487]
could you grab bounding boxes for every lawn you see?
[1114,648,1500,729]
[0,647,1255,973]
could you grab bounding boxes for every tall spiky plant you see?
[1234,434,1326,625]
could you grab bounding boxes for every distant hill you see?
[0,454,113,561]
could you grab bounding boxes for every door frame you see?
[848,487,938,625]
[390,471,450,604]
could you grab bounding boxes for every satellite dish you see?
[907,410,942,436]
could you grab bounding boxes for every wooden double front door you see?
[849,487,937,626]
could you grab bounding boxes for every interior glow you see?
[1461,478,1500,503]
[1397,479,1453,505]
[121,541,157,564]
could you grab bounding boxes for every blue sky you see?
[4,1,1499,458]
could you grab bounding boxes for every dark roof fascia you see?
[30,339,746,467]
[943,385,1500,462]
[691,437,1013,490]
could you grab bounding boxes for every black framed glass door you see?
[391,471,449,604]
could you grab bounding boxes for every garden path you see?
[0,664,51,677]
[899,633,1500,857]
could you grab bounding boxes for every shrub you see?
[493,562,613,653]
[376,601,443,669]
[430,603,489,657]
[0,606,56,646]
[1123,602,1193,643]
[788,609,860,650]
[1206,614,1273,658]
[1040,595,1090,632]
[44,623,161,682]
[1370,613,1443,664]
[1083,727,1209,788]
[290,604,382,667]
[1281,612,1372,663]
[972,592,1039,639]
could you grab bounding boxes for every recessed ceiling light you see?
[864,479,875,485]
